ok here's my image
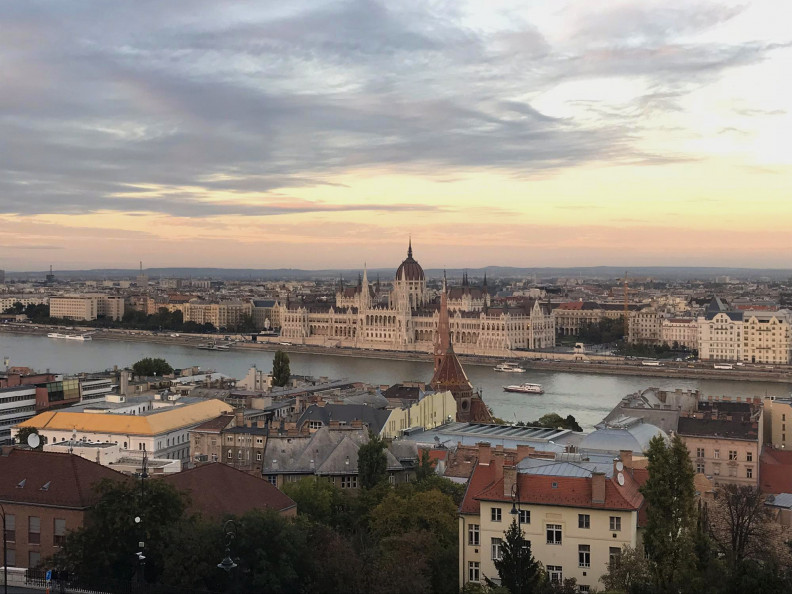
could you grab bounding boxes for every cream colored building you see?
[381,390,457,439]
[164,300,254,330]
[555,302,626,337]
[460,445,644,592]
[0,295,48,312]
[764,396,792,449]
[661,318,698,350]
[678,401,762,487]
[627,310,662,345]
[742,310,792,365]
[278,243,555,356]
[698,311,743,362]
[49,293,124,321]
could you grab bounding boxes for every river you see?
[1,333,788,430]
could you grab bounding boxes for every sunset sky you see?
[1,0,789,271]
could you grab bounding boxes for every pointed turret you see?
[408,236,413,259]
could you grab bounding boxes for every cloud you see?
[0,0,785,223]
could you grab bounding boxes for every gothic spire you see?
[407,236,413,259]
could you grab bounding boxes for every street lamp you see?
[1,502,8,594]
[217,520,238,573]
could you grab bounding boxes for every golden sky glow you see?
[1,1,790,270]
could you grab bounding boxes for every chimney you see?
[478,442,492,466]
[492,450,505,477]
[592,472,606,504]
[516,444,535,464]
[503,465,517,497]
[619,450,633,470]
[234,409,244,427]
[120,370,129,396]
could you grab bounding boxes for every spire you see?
[483,272,487,288]
[407,236,413,259]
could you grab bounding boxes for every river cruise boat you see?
[47,333,92,341]
[503,382,544,394]
[494,362,525,373]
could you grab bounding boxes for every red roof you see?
[192,414,235,433]
[558,302,584,310]
[0,448,127,509]
[162,463,296,518]
[460,461,497,514]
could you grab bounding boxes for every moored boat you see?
[494,362,525,373]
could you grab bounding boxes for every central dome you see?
[396,240,425,281]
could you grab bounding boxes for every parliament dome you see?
[396,241,425,281]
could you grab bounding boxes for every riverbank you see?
[3,323,792,384]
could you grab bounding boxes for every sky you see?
[1,0,790,271]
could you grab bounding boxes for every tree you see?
[709,484,778,567]
[493,519,543,594]
[641,434,697,587]
[600,545,653,592]
[415,449,436,482]
[131,357,173,377]
[358,432,388,489]
[15,427,41,448]
[272,350,291,387]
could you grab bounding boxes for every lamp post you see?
[135,446,148,583]
[509,482,524,594]
[1,502,8,594]
[217,520,238,573]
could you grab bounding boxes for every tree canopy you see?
[131,357,174,377]
[493,518,543,594]
[358,432,388,490]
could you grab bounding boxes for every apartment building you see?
[742,310,792,365]
[0,295,48,312]
[554,302,627,337]
[660,318,698,350]
[459,444,644,592]
[49,294,124,321]
[678,400,762,487]
[764,396,792,450]
[627,310,662,345]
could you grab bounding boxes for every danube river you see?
[2,333,788,429]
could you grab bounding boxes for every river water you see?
[1,333,788,429]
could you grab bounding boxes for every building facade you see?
[277,242,555,356]
[742,310,792,365]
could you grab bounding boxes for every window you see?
[578,514,590,529]
[696,463,705,474]
[579,544,591,567]
[226,451,232,459]
[5,548,14,567]
[266,475,277,485]
[54,518,66,547]
[729,450,738,461]
[610,516,622,531]
[4,514,15,542]
[28,516,40,545]
[729,466,737,477]
[519,509,531,525]
[256,452,262,461]
[237,451,243,459]
[747,452,753,462]
[714,449,720,459]
[341,475,358,488]
[29,551,41,568]
[468,561,480,582]
[609,547,622,565]
[491,537,503,561]
[308,420,322,430]
[746,467,753,479]
[546,524,562,545]
[491,508,502,522]
[547,566,562,584]
[696,447,705,458]
[579,586,591,593]
[713,463,721,475]
[468,524,480,546]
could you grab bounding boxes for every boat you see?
[197,342,231,351]
[494,362,525,373]
[48,333,92,341]
[503,382,544,394]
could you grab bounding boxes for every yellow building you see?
[381,390,457,439]
[49,293,124,321]
[742,310,792,365]
[459,445,644,592]
[15,398,232,462]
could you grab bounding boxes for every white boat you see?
[48,333,92,341]
[494,362,525,373]
[503,382,544,394]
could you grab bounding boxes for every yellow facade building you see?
[381,390,457,439]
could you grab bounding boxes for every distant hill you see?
[6,266,792,282]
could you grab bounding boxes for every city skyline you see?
[1,1,789,269]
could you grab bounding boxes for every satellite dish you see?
[616,461,624,472]
[27,433,41,449]
[617,472,625,486]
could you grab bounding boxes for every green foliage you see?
[415,449,436,482]
[358,432,388,490]
[519,413,583,432]
[131,357,174,377]
[493,518,543,594]
[281,477,351,528]
[641,434,697,588]
[14,426,41,448]
[577,317,624,344]
[271,349,291,387]
[600,545,652,593]
[52,478,188,586]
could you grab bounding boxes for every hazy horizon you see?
[1,1,789,269]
